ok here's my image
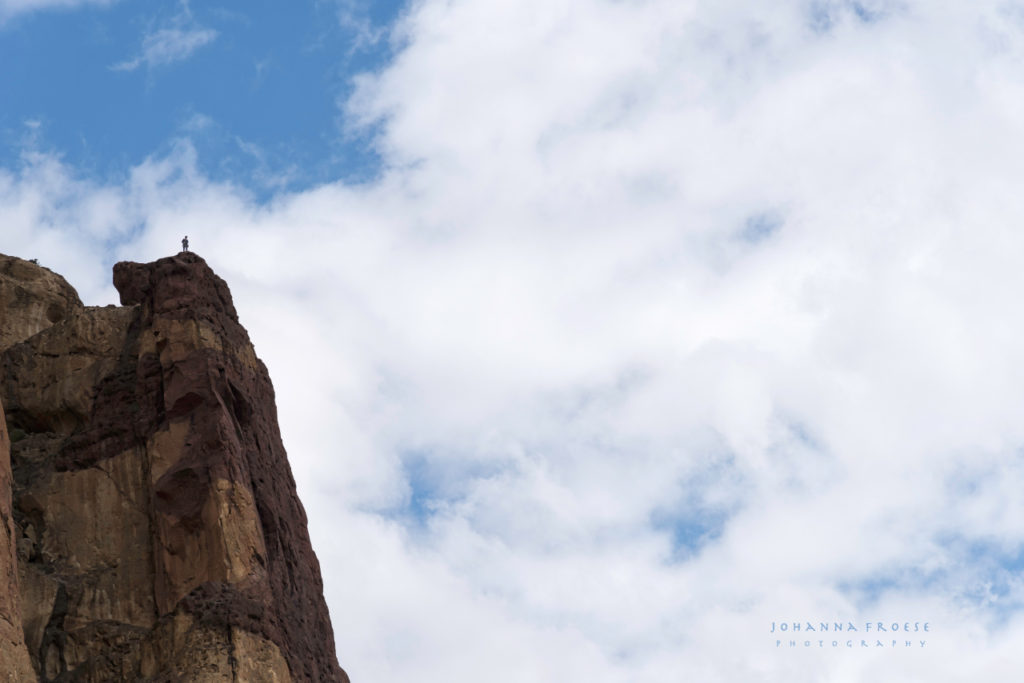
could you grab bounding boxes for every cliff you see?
[0,253,347,682]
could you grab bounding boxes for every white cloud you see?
[112,2,216,73]
[111,24,217,71]
[0,0,114,23]
[11,0,1024,680]
[331,0,388,54]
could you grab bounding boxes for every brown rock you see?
[0,256,82,352]
[0,253,348,682]
[0,398,36,681]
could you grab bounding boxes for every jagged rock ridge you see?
[0,253,348,682]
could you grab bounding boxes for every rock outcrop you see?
[0,258,82,353]
[0,253,347,682]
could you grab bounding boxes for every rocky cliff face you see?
[0,253,347,682]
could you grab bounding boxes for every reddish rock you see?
[0,253,347,682]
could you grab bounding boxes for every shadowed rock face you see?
[0,253,347,682]
[0,396,36,681]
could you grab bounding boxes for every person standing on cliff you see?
[182,236,189,252]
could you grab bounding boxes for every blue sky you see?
[1,0,404,191]
[8,1,1024,681]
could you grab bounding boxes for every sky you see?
[6,0,1024,680]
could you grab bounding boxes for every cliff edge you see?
[0,252,347,682]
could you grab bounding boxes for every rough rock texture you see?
[0,398,37,681]
[0,253,347,682]
[0,257,82,352]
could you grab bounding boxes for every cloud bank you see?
[8,0,1024,680]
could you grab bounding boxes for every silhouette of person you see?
[182,236,189,252]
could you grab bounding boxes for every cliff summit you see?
[0,252,347,682]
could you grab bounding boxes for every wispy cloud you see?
[111,2,215,72]
[332,0,388,54]
[111,24,216,71]
[0,0,114,23]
